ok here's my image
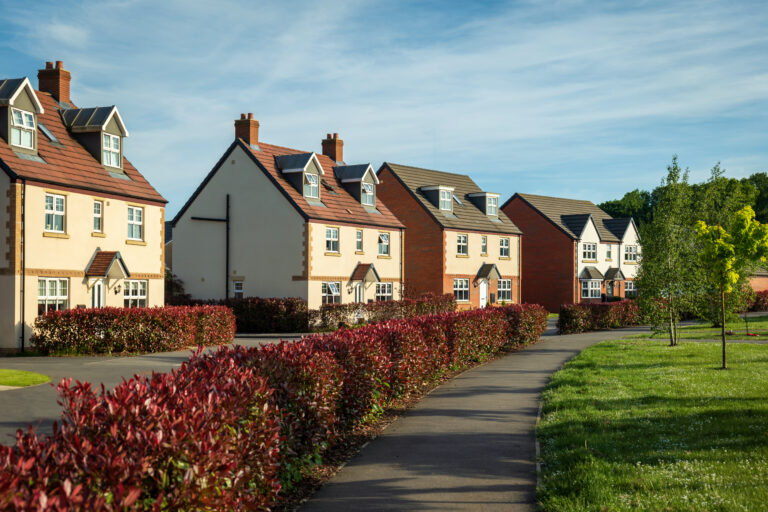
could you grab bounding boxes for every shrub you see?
[445,308,509,366]
[750,290,768,311]
[502,304,549,346]
[223,297,309,333]
[558,301,641,334]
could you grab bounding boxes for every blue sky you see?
[1,0,767,217]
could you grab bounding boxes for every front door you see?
[606,282,614,297]
[91,280,104,308]
[354,283,364,303]
[479,280,488,307]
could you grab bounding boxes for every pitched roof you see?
[507,193,633,242]
[350,262,380,283]
[334,164,378,183]
[61,106,128,135]
[0,78,44,113]
[580,266,604,280]
[0,90,165,204]
[475,263,502,282]
[380,163,521,235]
[85,251,129,277]
[604,267,625,281]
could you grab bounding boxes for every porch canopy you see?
[604,267,625,281]
[580,266,604,280]
[475,263,502,284]
[349,262,380,284]
[85,251,130,281]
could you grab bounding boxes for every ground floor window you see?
[625,281,636,297]
[498,279,512,301]
[322,282,341,304]
[376,282,393,301]
[124,280,147,308]
[581,279,601,299]
[233,280,244,299]
[38,277,68,315]
[453,278,470,302]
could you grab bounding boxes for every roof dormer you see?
[421,185,456,213]
[62,106,129,173]
[275,152,325,203]
[0,77,45,156]
[334,164,379,209]
[467,192,500,217]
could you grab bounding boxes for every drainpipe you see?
[19,180,26,352]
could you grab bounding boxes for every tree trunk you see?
[668,313,675,346]
[721,287,727,369]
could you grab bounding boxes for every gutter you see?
[19,179,26,351]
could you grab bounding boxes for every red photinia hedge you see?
[31,305,235,355]
[558,300,641,334]
[750,290,768,311]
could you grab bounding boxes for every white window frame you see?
[439,189,452,211]
[498,279,512,301]
[481,235,488,255]
[45,193,66,233]
[322,281,341,304]
[305,173,319,199]
[127,206,143,240]
[124,280,148,308]
[93,200,103,233]
[453,278,470,302]
[457,234,468,255]
[606,245,612,260]
[625,281,637,297]
[361,182,375,206]
[102,133,121,168]
[233,280,244,299]
[582,243,597,260]
[356,229,363,252]
[10,108,35,149]
[326,227,339,253]
[375,282,393,301]
[378,232,390,256]
[37,277,68,315]
[581,279,601,299]
[486,195,498,216]
[500,237,510,258]
[625,245,638,262]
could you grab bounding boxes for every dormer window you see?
[102,133,121,168]
[439,189,452,211]
[362,183,375,206]
[486,195,498,216]
[305,173,319,198]
[11,108,35,149]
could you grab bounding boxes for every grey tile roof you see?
[381,163,522,235]
[580,266,604,280]
[604,267,625,281]
[274,152,314,171]
[334,164,371,182]
[61,106,116,132]
[0,78,25,104]
[508,193,634,242]
[475,263,502,281]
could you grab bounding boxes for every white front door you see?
[354,283,364,303]
[479,280,488,308]
[91,280,105,308]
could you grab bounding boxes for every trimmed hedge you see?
[2,303,547,509]
[558,300,641,334]
[31,305,235,355]
[750,290,768,312]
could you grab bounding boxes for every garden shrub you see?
[750,290,768,311]
[558,300,641,334]
[503,304,549,346]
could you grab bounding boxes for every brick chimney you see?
[321,133,343,163]
[235,113,259,146]
[37,61,71,104]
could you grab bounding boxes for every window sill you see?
[43,232,69,239]
[91,232,106,238]
[456,254,469,258]
[324,252,341,257]
[624,261,639,265]
[377,255,392,259]
[605,258,613,262]
[499,256,511,260]
[582,259,598,263]
[126,239,147,246]
[480,252,488,257]
[355,251,365,255]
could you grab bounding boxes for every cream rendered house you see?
[172,116,405,308]
[0,62,166,351]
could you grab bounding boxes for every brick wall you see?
[750,276,768,293]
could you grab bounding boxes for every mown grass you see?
[629,314,768,340]
[0,369,50,387]
[538,339,768,511]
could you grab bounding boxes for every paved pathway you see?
[302,324,649,512]
[0,336,296,442]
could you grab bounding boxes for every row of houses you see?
[0,62,640,350]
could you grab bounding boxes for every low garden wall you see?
[558,300,641,334]
[1,303,547,510]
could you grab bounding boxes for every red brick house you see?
[377,163,522,309]
[501,193,640,312]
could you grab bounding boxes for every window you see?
[500,237,510,258]
[127,206,143,240]
[378,232,390,256]
[606,245,612,260]
[439,189,452,211]
[486,196,498,216]
[498,279,512,301]
[102,133,121,168]
[124,280,147,307]
[356,229,363,252]
[581,280,601,299]
[233,280,244,299]
[625,281,637,297]
[326,227,339,253]
[322,282,341,304]
[93,200,103,233]
[457,234,468,255]
[11,108,35,149]
[305,173,319,198]
[481,236,488,255]
[361,183,375,206]
[37,278,67,315]
[582,243,597,260]
[376,282,393,301]
[453,278,470,302]
[625,245,638,262]
[45,193,65,233]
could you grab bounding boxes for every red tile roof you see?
[0,91,166,204]
[85,251,119,277]
[350,262,374,281]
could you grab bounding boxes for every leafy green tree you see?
[636,156,701,346]
[693,163,757,229]
[695,206,768,368]
[598,189,653,227]
[743,172,768,223]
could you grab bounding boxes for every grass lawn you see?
[0,369,49,387]
[629,314,768,340]
[538,339,768,511]
[548,313,559,319]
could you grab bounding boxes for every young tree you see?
[695,206,768,368]
[636,156,701,346]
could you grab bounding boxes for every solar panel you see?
[38,123,63,145]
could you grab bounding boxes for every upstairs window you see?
[93,200,103,233]
[625,245,638,262]
[305,173,319,198]
[45,193,65,233]
[486,196,498,216]
[326,227,339,253]
[361,183,375,206]
[582,243,597,260]
[11,108,35,149]
[457,234,468,255]
[500,237,510,258]
[102,133,121,168]
[378,232,390,256]
[606,245,613,260]
[481,235,488,255]
[439,189,452,211]
[233,280,244,299]
[356,229,363,252]
[127,206,143,240]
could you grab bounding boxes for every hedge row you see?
[558,300,641,334]
[1,304,547,510]
[750,290,768,312]
[30,306,236,355]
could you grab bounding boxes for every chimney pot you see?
[235,114,259,146]
[321,132,344,163]
[55,61,63,69]
[326,133,332,139]
[45,61,53,70]
[240,113,246,120]
[333,133,338,139]
[38,60,72,104]
[247,113,253,119]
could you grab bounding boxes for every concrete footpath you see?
[302,324,649,512]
